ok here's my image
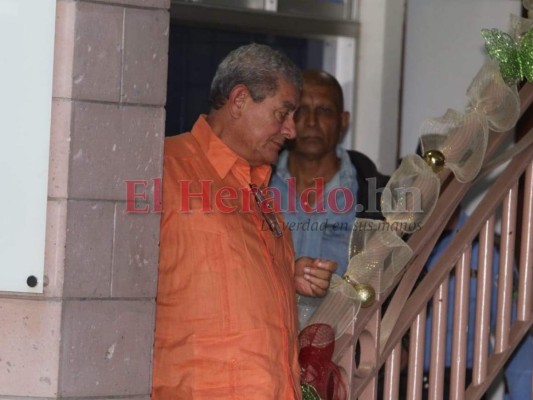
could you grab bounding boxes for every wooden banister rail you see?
[332,83,533,399]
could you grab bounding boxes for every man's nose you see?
[281,115,297,139]
[305,110,317,127]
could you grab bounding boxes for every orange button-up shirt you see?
[152,116,301,399]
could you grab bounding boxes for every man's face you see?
[290,82,348,160]
[237,79,299,166]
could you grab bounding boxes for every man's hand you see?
[295,257,337,297]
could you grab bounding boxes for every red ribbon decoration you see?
[298,323,347,400]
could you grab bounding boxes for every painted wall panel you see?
[0,0,56,293]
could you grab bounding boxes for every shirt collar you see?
[275,149,291,179]
[191,115,271,186]
[337,146,357,182]
[275,145,357,183]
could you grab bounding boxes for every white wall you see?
[0,0,56,293]
[323,37,357,150]
[401,0,522,157]
[354,0,407,174]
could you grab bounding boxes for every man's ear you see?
[227,84,249,118]
[339,111,351,141]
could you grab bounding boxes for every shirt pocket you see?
[169,212,241,326]
[164,229,227,329]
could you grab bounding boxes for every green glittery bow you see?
[301,383,322,400]
[481,27,533,85]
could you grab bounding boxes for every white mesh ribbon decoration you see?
[420,109,488,183]
[306,275,362,340]
[345,219,413,292]
[510,14,533,41]
[419,61,519,183]
[381,154,440,231]
[466,60,520,132]
[308,219,413,339]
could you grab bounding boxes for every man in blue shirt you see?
[270,70,389,327]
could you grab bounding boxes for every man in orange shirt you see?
[152,43,337,399]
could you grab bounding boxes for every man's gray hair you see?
[209,43,303,110]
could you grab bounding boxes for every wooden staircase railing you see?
[328,83,533,399]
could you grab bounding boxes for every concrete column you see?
[0,0,169,397]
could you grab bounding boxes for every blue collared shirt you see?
[270,147,359,327]
[271,147,359,276]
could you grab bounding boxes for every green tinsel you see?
[482,27,533,85]
[301,383,322,400]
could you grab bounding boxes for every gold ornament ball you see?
[423,149,445,173]
[354,283,376,308]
